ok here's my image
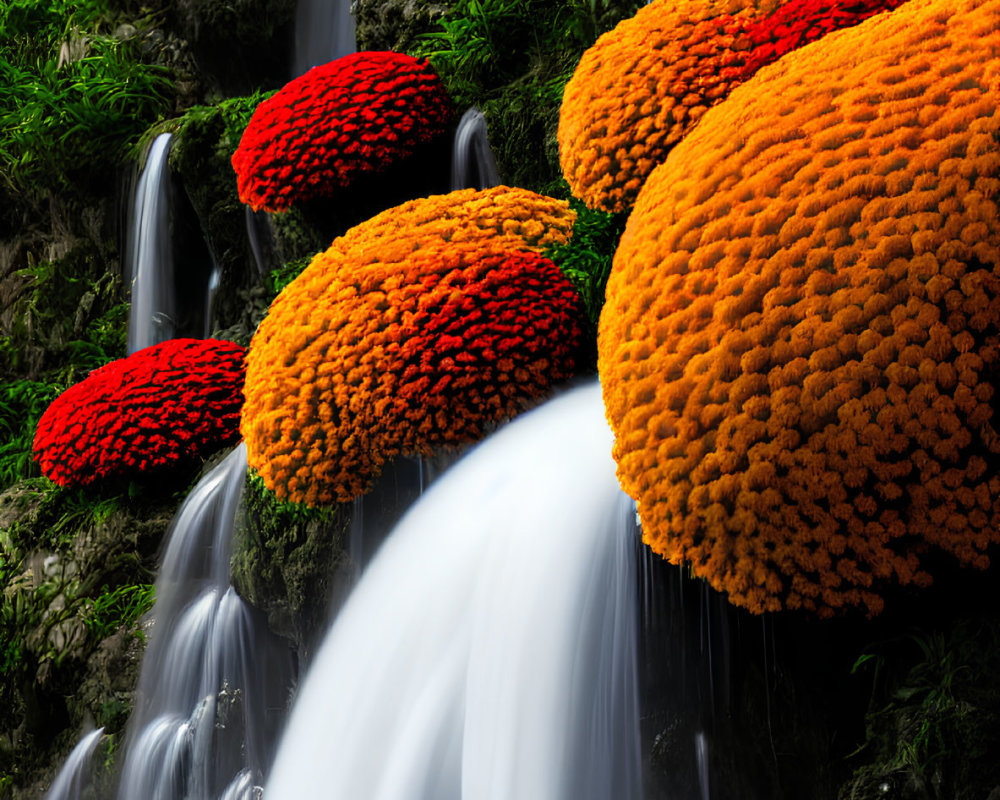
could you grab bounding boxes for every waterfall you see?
[116,444,296,799]
[265,378,643,799]
[126,133,176,354]
[292,0,356,77]
[44,727,103,800]
[125,132,220,353]
[451,108,501,191]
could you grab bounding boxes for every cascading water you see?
[265,378,643,799]
[44,727,104,800]
[451,108,501,191]
[292,0,356,77]
[115,444,296,799]
[126,133,176,354]
[125,133,221,354]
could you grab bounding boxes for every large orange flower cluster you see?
[242,186,580,505]
[599,0,1000,616]
[558,0,907,213]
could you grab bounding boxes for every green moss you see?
[161,92,272,336]
[231,473,352,653]
[0,241,128,490]
[0,476,175,794]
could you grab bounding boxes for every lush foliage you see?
[169,90,274,171]
[599,0,1000,616]
[242,186,579,505]
[0,1,172,199]
[82,582,155,640]
[34,339,246,489]
[0,244,129,490]
[410,0,644,194]
[0,476,173,791]
[558,0,907,212]
[544,200,627,327]
[232,52,455,212]
[846,620,1000,797]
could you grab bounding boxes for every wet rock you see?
[354,0,450,53]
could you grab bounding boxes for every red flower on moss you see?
[231,51,454,212]
[33,339,246,488]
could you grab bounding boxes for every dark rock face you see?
[354,0,451,53]
[231,478,354,658]
[0,482,175,798]
[169,0,298,96]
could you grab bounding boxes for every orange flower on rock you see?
[241,186,582,505]
[231,51,454,212]
[558,0,908,214]
[599,0,1000,616]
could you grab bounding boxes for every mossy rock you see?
[231,475,352,656]
[354,0,451,53]
[0,479,177,796]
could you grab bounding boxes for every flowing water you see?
[125,133,218,352]
[265,379,643,800]
[451,108,501,191]
[292,0,356,76]
[115,444,295,800]
[44,727,104,800]
[126,133,176,354]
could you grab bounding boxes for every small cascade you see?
[126,133,176,354]
[265,379,642,799]
[116,444,295,799]
[450,108,501,191]
[44,727,104,800]
[244,207,269,279]
[126,133,218,352]
[292,0,356,76]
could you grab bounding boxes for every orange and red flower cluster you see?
[33,339,246,488]
[599,0,1000,616]
[241,186,581,506]
[231,51,454,212]
[558,0,908,213]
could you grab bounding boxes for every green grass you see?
[82,583,155,640]
[545,199,628,325]
[0,378,62,487]
[0,1,173,199]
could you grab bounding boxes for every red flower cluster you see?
[391,250,586,452]
[231,51,454,212]
[739,0,909,77]
[33,339,246,488]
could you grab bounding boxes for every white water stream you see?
[451,108,501,191]
[266,378,643,799]
[44,727,104,800]
[116,444,295,800]
[126,133,176,354]
[292,0,356,76]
